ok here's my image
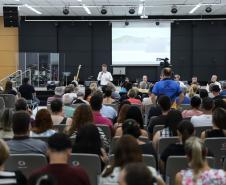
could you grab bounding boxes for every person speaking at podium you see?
[97,64,113,86]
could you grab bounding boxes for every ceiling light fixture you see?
[63,6,70,15]
[82,4,91,15]
[171,5,178,14]
[129,7,135,14]
[205,6,212,13]
[189,3,201,14]
[101,6,107,15]
[24,4,42,15]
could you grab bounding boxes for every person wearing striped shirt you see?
[0,139,27,185]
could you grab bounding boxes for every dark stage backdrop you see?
[19,20,226,82]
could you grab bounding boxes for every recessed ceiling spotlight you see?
[205,6,212,13]
[101,6,107,14]
[171,5,178,14]
[63,6,69,15]
[129,7,135,14]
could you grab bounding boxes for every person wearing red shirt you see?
[29,133,90,185]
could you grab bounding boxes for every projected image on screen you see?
[112,22,171,66]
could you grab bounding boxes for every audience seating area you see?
[1,77,226,185]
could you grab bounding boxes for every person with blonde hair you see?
[0,139,27,184]
[175,137,226,185]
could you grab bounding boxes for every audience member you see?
[175,137,226,185]
[62,93,75,118]
[72,91,89,104]
[182,96,203,118]
[127,88,142,105]
[148,95,171,136]
[99,135,163,185]
[115,106,148,137]
[206,74,222,92]
[64,84,77,99]
[3,81,17,96]
[153,110,183,148]
[66,104,109,149]
[103,86,116,104]
[176,87,190,105]
[114,104,131,130]
[29,133,90,185]
[151,68,184,105]
[90,92,113,129]
[100,102,117,121]
[106,82,120,100]
[188,84,199,98]
[18,78,38,104]
[139,75,151,90]
[50,99,72,126]
[119,163,165,185]
[211,84,224,101]
[160,121,194,173]
[84,87,92,102]
[174,74,186,89]
[190,76,199,86]
[72,124,108,169]
[220,82,226,96]
[30,109,56,137]
[199,89,209,100]
[6,111,47,154]
[47,86,65,105]
[0,109,14,138]
[201,108,226,139]
[191,97,214,127]
[15,98,35,126]
[122,119,157,159]
[89,82,98,93]
[0,139,27,185]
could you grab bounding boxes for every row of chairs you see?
[5,153,219,185]
[153,124,211,137]
[5,153,101,185]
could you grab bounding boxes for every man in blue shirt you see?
[151,67,184,105]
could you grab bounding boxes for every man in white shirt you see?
[206,75,222,92]
[191,97,214,127]
[97,64,113,86]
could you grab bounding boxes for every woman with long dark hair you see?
[72,124,108,170]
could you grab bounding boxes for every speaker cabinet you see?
[3,6,19,27]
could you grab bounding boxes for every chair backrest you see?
[96,124,111,142]
[69,153,101,185]
[109,154,156,169]
[0,97,5,109]
[53,124,67,133]
[110,137,120,154]
[144,104,152,115]
[195,126,212,137]
[0,94,16,109]
[4,154,48,177]
[204,137,226,168]
[166,156,215,185]
[158,137,179,156]
[103,104,118,112]
[153,125,165,134]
